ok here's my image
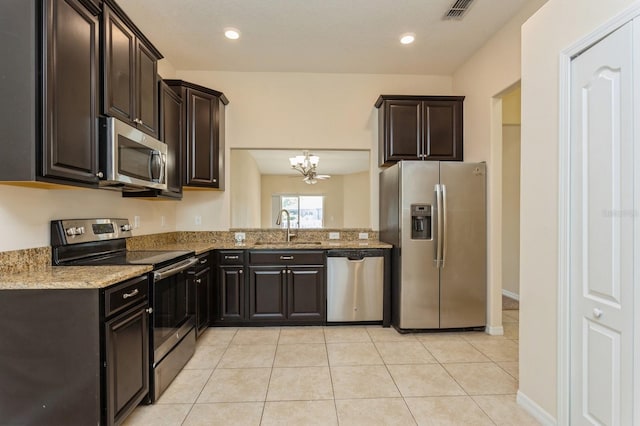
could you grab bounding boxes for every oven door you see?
[151,257,198,363]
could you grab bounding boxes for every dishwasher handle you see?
[347,257,365,262]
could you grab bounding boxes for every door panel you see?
[219,267,244,321]
[103,5,134,121]
[398,161,439,328]
[248,266,286,320]
[570,22,634,425]
[288,267,324,321]
[439,162,486,328]
[136,40,158,137]
[386,101,422,161]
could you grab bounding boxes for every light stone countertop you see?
[0,265,153,290]
[151,240,392,253]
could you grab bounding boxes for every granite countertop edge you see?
[154,240,392,253]
[0,265,153,290]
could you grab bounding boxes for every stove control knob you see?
[121,224,132,232]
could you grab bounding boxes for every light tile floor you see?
[124,309,538,425]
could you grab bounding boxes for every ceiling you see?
[118,0,534,75]
[239,150,370,175]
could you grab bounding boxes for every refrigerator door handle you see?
[435,184,443,267]
[441,184,448,268]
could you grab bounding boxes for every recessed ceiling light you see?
[400,33,415,45]
[224,28,240,40]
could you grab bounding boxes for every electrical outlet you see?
[234,232,246,243]
[195,216,202,226]
[359,232,369,240]
[329,232,340,240]
[133,216,140,229]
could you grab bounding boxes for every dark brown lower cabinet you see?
[0,275,149,426]
[194,265,211,336]
[248,266,287,321]
[218,266,245,322]
[105,303,149,425]
[287,266,325,321]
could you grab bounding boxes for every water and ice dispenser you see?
[411,204,432,239]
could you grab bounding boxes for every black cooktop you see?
[65,250,193,268]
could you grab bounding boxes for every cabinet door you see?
[218,266,245,321]
[380,100,422,165]
[105,304,149,425]
[136,40,158,137]
[248,266,286,320]
[186,90,219,187]
[42,0,99,183]
[194,267,211,336]
[287,266,325,321]
[160,81,183,196]
[423,100,463,161]
[102,4,135,124]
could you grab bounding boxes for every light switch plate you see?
[329,232,340,240]
[359,232,369,240]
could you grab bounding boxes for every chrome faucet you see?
[276,209,297,242]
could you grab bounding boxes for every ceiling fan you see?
[289,151,331,184]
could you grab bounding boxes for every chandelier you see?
[289,151,331,184]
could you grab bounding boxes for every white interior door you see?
[569,22,635,425]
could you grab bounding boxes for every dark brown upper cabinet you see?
[375,95,464,166]
[165,80,229,190]
[0,0,101,187]
[102,0,162,138]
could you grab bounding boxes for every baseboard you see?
[502,289,520,301]
[517,390,557,425]
[485,325,504,335]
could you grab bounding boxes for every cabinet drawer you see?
[218,250,245,265]
[104,275,148,318]
[249,251,324,266]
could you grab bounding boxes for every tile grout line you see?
[323,327,342,425]
[258,327,281,425]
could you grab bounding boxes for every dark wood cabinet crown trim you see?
[164,79,230,105]
[375,95,465,108]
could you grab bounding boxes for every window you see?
[273,195,324,228]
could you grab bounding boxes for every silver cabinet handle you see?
[239,269,243,274]
[225,255,239,260]
[145,307,153,314]
[280,256,294,260]
[593,308,603,319]
[122,288,139,299]
[282,269,286,274]
[96,171,104,178]
[200,258,208,264]
[196,278,202,284]
[288,270,291,274]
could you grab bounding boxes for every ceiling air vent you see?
[443,0,475,20]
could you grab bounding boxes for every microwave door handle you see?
[159,153,166,185]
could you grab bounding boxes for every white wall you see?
[451,0,546,333]
[0,184,177,252]
[519,0,636,419]
[343,171,371,228]
[501,124,521,296]
[230,149,262,228]
[173,71,454,231]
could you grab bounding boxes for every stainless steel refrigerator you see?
[380,161,486,330]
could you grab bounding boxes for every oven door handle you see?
[153,257,198,281]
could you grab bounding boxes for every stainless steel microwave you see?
[98,117,168,191]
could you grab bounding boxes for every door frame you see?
[558,3,640,425]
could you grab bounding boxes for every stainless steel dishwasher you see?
[326,249,385,322]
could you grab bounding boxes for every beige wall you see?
[343,171,370,228]
[173,71,454,231]
[502,87,521,125]
[501,124,521,297]
[230,149,262,228]
[260,175,344,228]
[520,0,636,418]
[452,0,546,334]
[0,184,177,252]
